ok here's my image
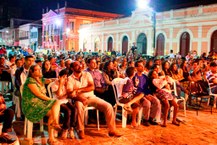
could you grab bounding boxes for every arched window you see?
[122,36,128,55]
[211,30,217,52]
[107,37,113,52]
[137,33,147,54]
[180,32,190,57]
[156,33,165,56]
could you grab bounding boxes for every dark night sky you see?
[1,0,217,20]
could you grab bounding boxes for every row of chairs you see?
[16,77,190,140]
[18,81,100,140]
[188,81,216,115]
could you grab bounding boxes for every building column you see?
[198,25,202,55]
[132,31,136,44]
[116,33,119,52]
[102,33,105,52]
[169,28,173,53]
[148,29,153,55]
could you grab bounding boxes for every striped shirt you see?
[207,71,217,92]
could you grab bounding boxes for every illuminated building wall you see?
[79,4,217,56]
[42,7,122,51]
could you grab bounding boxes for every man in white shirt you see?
[67,61,121,139]
[14,55,35,120]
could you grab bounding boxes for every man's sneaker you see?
[69,128,75,139]
[108,131,122,137]
[78,130,85,139]
[0,134,16,144]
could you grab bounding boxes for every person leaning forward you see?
[67,61,122,139]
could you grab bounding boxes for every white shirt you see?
[20,68,29,85]
[51,80,68,104]
[67,71,95,98]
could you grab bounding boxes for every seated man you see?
[206,61,217,108]
[0,93,16,144]
[85,58,106,99]
[67,61,121,139]
[134,60,161,126]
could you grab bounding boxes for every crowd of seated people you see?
[0,48,216,144]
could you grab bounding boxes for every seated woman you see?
[42,60,57,79]
[102,60,118,106]
[51,69,76,139]
[144,59,153,75]
[170,63,189,101]
[21,64,61,144]
[120,67,144,127]
[148,70,180,127]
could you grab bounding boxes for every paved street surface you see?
[11,109,217,145]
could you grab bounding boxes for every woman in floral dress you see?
[22,64,61,144]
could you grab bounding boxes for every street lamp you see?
[137,0,150,10]
[55,18,62,27]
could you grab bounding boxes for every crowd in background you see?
[0,45,217,144]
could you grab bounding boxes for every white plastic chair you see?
[0,81,9,95]
[14,93,21,119]
[47,81,100,130]
[21,85,44,139]
[112,78,143,128]
[207,85,217,108]
[84,106,100,130]
[172,81,187,117]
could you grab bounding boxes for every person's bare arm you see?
[76,73,95,94]
[28,84,52,101]
[102,72,112,85]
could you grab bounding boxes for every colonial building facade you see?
[79,4,217,56]
[18,23,42,49]
[42,7,122,51]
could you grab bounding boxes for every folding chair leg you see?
[96,110,100,130]
[84,110,88,125]
[122,108,127,128]
[40,119,44,132]
[183,100,186,117]
[214,96,217,108]
[114,105,117,118]
[24,118,27,136]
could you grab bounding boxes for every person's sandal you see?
[50,123,62,131]
[172,121,180,126]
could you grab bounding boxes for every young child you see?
[119,67,144,127]
[148,70,180,127]
[51,69,76,139]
